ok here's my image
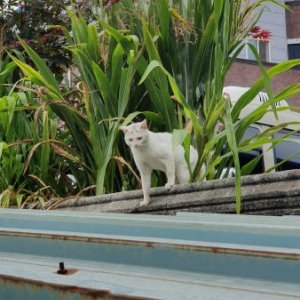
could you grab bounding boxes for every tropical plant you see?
[100,0,300,212]
[4,0,300,213]
[0,55,84,208]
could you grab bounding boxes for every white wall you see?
[238,0,288,63]
[259,0,288,62]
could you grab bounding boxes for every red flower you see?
[250,26,271,42]
[250,26,261,34]
[259,29,272,41]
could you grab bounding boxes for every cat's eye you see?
[129,138,133,142]
[137,137,143,141]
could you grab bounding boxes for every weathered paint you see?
[0,209,300,299]
[1,275,151,300]
[1,209,300,248]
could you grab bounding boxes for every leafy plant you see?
[0,54,85,207]
[3,0,300,214]
[104,0,300,213]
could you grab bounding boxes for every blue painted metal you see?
[0,209,300,299]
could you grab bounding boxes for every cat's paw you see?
[140,200,149,207]
[165,182,174,189]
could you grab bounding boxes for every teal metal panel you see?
[1,229,300,283]
[0,209,300,299]
[1,209,300,248]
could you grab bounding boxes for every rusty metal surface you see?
[1,228,300,261]
[1,274,154,300]
[1,209,300,299]
[1,252,300,300]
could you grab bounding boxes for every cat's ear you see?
[140,119,148,130]
[120,126,129,133]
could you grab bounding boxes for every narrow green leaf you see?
[118,50,135,117]
[92,62,116,115]
[96,124,118,195]
[172,129,188,150]
[232,59,300,121]
[17,37,62,96]
[40,111,50,181]
[223,98,241,214]
[87,24,101,62]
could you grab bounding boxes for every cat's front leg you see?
[164,157,175,188]
[139,167,152,206]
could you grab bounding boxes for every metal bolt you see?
[57,262,67,275]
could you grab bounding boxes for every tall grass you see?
[0,57,68,207]
[3,0,300,212]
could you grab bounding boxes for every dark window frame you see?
[288,43,300,60]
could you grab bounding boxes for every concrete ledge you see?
[54,170,300,215]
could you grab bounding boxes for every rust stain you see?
[145,242,154,248]
[210,247,219,254]
[56,268,78,276]
[1,229,300,261]
[0,274,156,300]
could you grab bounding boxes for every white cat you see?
[121,120,198,206]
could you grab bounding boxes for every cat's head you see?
[120,120,149,149]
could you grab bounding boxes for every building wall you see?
[286,0,300,39]
[260,0,288,62]
[225,59,300,106]
[285,0,300,60]
[238,0,288,63]
[225,2,300,108]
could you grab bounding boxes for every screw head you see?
[57,262,67,274]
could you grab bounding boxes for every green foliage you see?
[0,55,87,207]
[0,47,17,96]
[1,0,300,213]
[0,0,102,74]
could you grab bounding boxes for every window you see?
[247,39,258,60]
[288,44,300,59]
[239,126,264,174]
[246,39,271,62]
[259,41,269,62]
[273,130,300,171]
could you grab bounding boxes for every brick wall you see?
[224,58,300,106]
[286,1,300,39]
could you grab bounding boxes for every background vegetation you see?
[1,0,300,213]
